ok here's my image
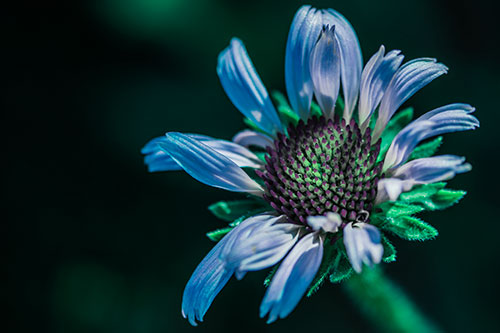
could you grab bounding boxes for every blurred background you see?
[7,0,500,332]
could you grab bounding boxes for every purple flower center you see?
[256,115,383,226]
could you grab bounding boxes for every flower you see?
[142,5,479,326]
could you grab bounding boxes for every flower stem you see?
[343,267,440,333]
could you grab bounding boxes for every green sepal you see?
[208,199,269,222]
[310,101,322,118]
[307,239,338,297]
[381,215,438,241]
[398,182,447,203]
[376,107,414,163]
[335,95,345,113]
[272,91,299,127]
[243,118,267,134]
[329,250,353,284]
[381,235,397,263]
[374,201,425,220]
[206,227,233,242]
[420,188,466,210]
[264,265,278,287]
[408,136,443,160]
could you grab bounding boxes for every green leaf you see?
[330,251,353,284]
[307,240,338,297]
[420,188,466,210]
[377,107,414,163]
[398,182,447,203]
[408,136,443,160]
[381,215,438,241]
[208,199,268,222]
[381,235,397,263]
[206,227,233,242]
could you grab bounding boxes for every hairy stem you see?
[343,267,440,333]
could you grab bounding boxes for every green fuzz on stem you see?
[343,267,440,333]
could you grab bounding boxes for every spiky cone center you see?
[256,115,383,228]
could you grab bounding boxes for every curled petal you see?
[323,9,363,121]
[260,233,323,323]
[307,212,342,233]
[343,222,383,273]
[158,133,263,194]
[232,129,274,149]
[358,45,404,127]
[285,5,323,119]
[143,134,263,172]
[377,155,472,203]
[373,58,448,141]
[309,25,341,119]
[383,103,479,171]
[217,38,283,136]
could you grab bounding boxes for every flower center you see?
[256,115,382,227]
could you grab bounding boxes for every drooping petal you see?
[143,134,264,172]
[158,132,263,194]
[217,38,283,136]
[232,129,274,149]
[373,58,449,141]
[260,232,323,323]
[222,216,301,274]
[383,103,479,171]
[309,25,341,119]
[358,45,404,127]
[323,9,363,121]
[307,212,342,233]
[343,222,383,273]
[182,214,275,325]
[181,230,235,326]
[376,155,472,203]
[285,5,323,119]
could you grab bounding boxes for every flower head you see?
[142,5,478,325]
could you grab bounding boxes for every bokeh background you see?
[8,0,500,332]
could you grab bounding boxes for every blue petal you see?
[158,133,263,194]
[309,25,341,119]
[217,38,283,136]
[383,103,479,171]
[393,155,472,182]
[222,217,301,273]
[358,46,403,127]
[374,58,448,140]
[343,222,383,273]
[323,9,363,121]
[142,134,263,172]
[182,214,276,326]
[181,233,234,326]
[377,155,471,203]
[260,233,323,323]
[285,5,323,120]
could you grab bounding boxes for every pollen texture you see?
[257,115,383,226]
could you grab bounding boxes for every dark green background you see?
[8,0,500,332]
